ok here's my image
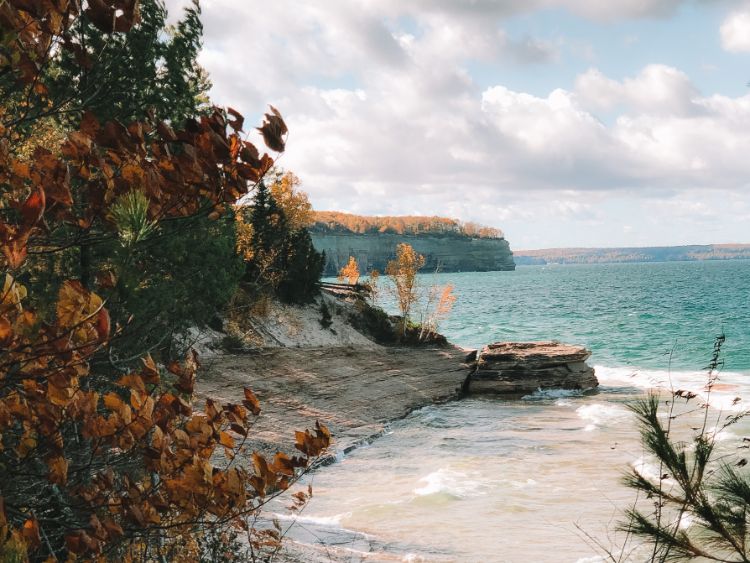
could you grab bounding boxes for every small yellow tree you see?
[269,170,314,230]
[338,256,360,285]
[386,243,425,334]
[420,284,457,341]
[364,269,380,305]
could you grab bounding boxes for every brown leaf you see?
[79,111,101,138]
[227,107,244,132]
[102,518,124,540]
[157,120,177,142]
[141,354,160,384]
[257,106,288,153]
[47,455,69,485]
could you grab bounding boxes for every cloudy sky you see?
[167,0,750,249]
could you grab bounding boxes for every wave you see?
[269,511,351,528]
[576,403,630,431]
[413,468,492,499]
[594,365,749,412]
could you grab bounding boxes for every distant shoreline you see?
[513,243,750,266]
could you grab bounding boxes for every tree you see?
[268,169,313,231]
[238,176,325,305]
[419,284,456,341]
[48,0,211,127]
[107,211,245,360]
[3,0,239,364]
[309,211,504,239]
[0,3,330,560]
[276,228,325,304]
[241,181,289,291]
[364,269,381,306]
[338,256,360,285]
[386,243,425,335]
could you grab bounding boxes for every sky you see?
[166,0,750,249]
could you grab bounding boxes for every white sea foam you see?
[595,365,749,412]
[522,388,585,400]
[270,511,350,527]
[631,456,662,481]
[413,468,489,498]
[576,403,630,431]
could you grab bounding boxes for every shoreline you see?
[197,342,471,561]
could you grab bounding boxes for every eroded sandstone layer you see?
[468,341,598,395]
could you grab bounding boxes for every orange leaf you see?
[0,316,11,344]
[95,307,110,341]
[22,517,41,548]
[243,388,261,416]
[219,431,235,449]
[104,392,125,412]
[56,280,103,330]
[21,188,45,230]
[117,374,146,394]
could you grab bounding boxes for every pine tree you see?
[241,181,324,303]
[48,0,210,126]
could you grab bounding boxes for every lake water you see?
[283,261,750,562]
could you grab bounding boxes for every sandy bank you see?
[197,344,470,459]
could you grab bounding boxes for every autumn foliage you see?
[0,2,329,560]
[386,243,426,335]
[311,211,504,239]
[338,256,360,286]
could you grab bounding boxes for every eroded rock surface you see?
[197,345,469,459]
[468,341,598,395]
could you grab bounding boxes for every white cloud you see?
[158,0,750,247]
[721,9,750,52]
[575,65,701,116]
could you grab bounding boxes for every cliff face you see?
[311,232,515,275]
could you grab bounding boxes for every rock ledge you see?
[467,341,598,395]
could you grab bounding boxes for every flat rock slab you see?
[470,341,598,395]
[197,345,469,459]
[480,341,591,368]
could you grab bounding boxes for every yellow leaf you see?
[1,274,27,311]
[56,280,103,330]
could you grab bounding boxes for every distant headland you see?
[309,211,515,275]
[514,244,750,265]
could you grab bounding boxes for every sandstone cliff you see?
[311,232,516,275]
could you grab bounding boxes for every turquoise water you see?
[300,261,750,562]
[415,261,750,371]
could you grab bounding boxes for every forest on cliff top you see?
[310,211,504,239]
